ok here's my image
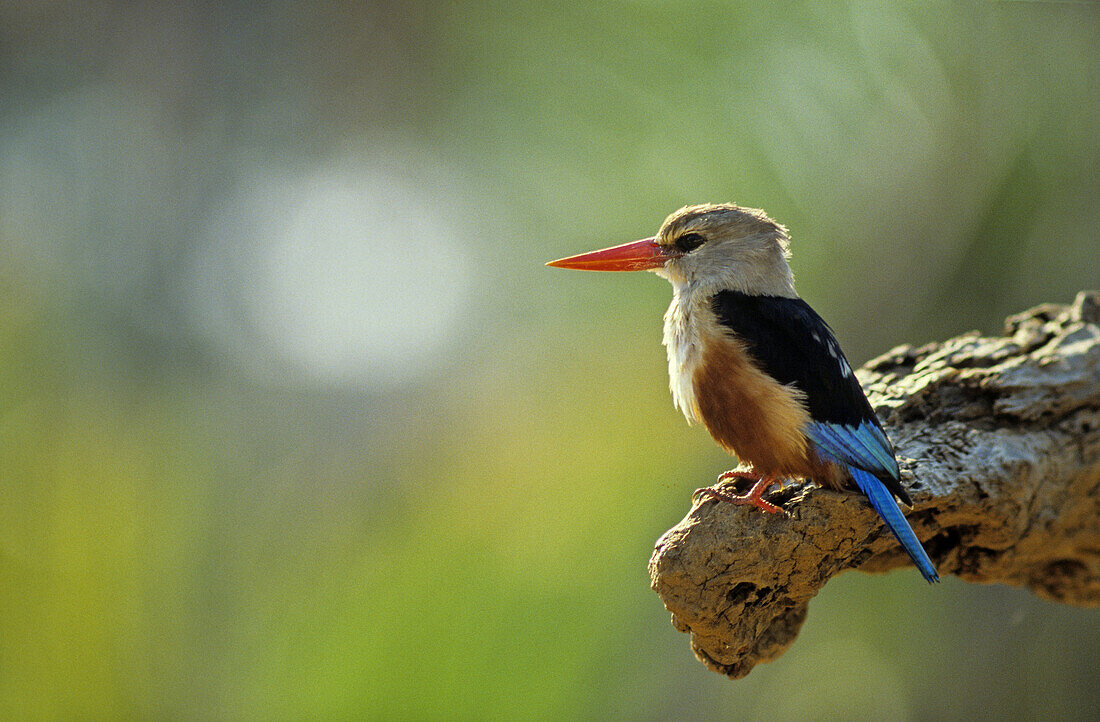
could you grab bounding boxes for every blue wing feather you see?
[806,421,900,481]
[810,423,938,582]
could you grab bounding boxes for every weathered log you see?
[649,291,1100,679]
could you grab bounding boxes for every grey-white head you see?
[652,203,796,298]
[547,202,797,298]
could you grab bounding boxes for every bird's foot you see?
[693,471,785,515]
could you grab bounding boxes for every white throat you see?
[662,280,706,424]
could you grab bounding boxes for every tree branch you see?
[648,291,1100,679]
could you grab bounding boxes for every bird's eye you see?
[675,233,706,253]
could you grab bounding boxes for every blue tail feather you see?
[848,466,940,583]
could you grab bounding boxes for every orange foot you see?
[692,470,785,515]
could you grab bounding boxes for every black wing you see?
[711,290,908,502]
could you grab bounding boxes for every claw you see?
[693,471,786,514]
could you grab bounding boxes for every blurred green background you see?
[1,1,1098,719]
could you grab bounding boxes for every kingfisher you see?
[548,203,939,583]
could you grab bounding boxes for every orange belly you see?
[693,333,830,481]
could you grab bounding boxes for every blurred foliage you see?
[1,1,1098,719]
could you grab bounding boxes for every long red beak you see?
[546,237,679,272]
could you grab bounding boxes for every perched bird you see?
[547,203,939,583]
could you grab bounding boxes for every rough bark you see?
[648,291,1100,680]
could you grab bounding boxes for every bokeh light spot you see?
[191,152,474,387]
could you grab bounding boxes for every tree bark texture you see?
[648,291,1100,679]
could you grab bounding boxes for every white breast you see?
[662,284,705,424]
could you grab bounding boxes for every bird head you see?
[547,203,796,296]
